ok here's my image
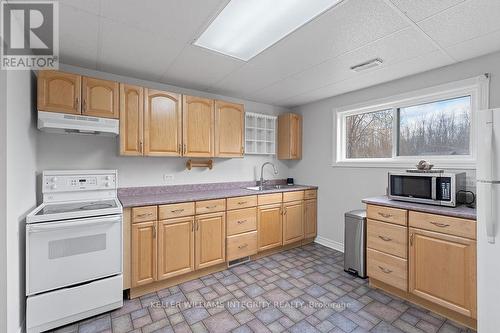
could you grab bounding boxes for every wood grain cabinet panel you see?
[195,199,226,214]
[278,113,302,160]
[120,84,144,155]
[227,195,257,210]
[367,219,407,258]
[409,211,476,239]
[215,100,244,157]
[367,248,407,291]
[183,95,214,157]
[157,217,195,280]
[37,70,81,114]
[304,199,317,239]
[132,206,157,223]
[131,221,157,287]
[257,204,283,251]
[158,202,195,220]
[227,207,257,236]
[144,89,182,156]
[227,231,257,261]
[283,201,304,245]
[367,205,408,226]
[195,212,226,269]
[82,77,119,118]
[283,191,304,202]
[409,228,476,318]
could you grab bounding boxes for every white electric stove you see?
[26,170,123,333]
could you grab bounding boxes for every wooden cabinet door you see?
[304,199,317,239]
[37,70,81,114]
[257,204,282,251]
[195,212,225,269]
[283,201,304,245]
[278,113,302,160]
[183,95,214,157]
[289,113,302,159]
[144,89,182,156]
[409,228,476,318]
[82,77,119,118]
[131,221,157,287]
[120,84,143,155]
[157,217,195,280]
[215,100,244,157]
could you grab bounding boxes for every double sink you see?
[245,184,297,191]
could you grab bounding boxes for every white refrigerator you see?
[477,108,500,332]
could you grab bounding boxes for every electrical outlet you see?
[163,174,174,184]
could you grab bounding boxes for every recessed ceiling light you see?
[194,0,342,61]
[350,58,383,72]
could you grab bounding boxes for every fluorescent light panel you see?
[350,58,383,72]
[194,0,341,61]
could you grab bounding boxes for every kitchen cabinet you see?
[183,95,214,157]
[278,113,302,160]
[257,203,283,251]
[120,84,144,155]
[131,221,157,287]
[144,89,182,156]
[37,70,81,115]
[409,227,476,318]
[283,200,304,245]
[304,199,317,239]
[157,217,195,280]
[215,100,244,157]
[195,212,225,269]
[82,77,119,119]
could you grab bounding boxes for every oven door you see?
[389,174,436,203]
[26,214,122,296]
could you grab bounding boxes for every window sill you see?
[332,159,476,170]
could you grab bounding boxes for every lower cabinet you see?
[257,203,283,251]
[195,212,226,269]
[409,228,477,318]
[157,217,195,280]
[131,221,157,287]
[304,199,317,239]
[283,200,304,245]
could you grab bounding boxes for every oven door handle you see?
[431,177,437,200]
[27,215,121,233]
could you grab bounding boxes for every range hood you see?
[38,111,119,136]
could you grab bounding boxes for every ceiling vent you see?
[350,58,383,72]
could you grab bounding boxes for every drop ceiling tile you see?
[59,4,99,69]
[390,0,466,22]
[98,19,185,82]
[161,45,243,91]
[418,0,500,47]
[445,29,500,61]
[100,0,227,41]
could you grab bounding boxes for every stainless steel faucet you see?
[259,162,278,188]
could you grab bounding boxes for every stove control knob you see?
[51,177,57,182]
[105,182,111,187]
[51,184,57,190]
[105,176,111,180]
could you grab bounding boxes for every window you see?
[335,76,489,168]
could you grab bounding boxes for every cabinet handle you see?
[171,209,185,213]
[378,235,392,242]
[153,224,156,238]
[192,222,195,232]
[140,141,143,153]
[430,221,450,228]
[75,97,79,109]
[205,205,217,209]
[136,213,153,218]
[196,220,200,231]
[237,220,247,224]
[378,212,392,219]
[241,146,244,154]
[238,201,247,205]
[83,99,86,112]
[178,144,181,154]
[238,243,248,249]
[183,144,187,154]
[283,208,287,215]
[410,233,414,246]
[378,266,392,274]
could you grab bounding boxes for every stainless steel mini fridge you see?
[344,209,367,278]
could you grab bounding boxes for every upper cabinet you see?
[183,95,214,157]
[215,100,244,158]
[144,89,182,157]
[82,77,119,119]
[120,84,144,156]
[37,70,81,115]
[278,113,302,160]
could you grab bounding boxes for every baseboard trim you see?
[314,236,344,253]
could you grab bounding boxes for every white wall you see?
[0,64,8,333]
[5,70,38,333]
[36,64,291,187]
[289,51,500,250]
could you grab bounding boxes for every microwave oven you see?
[388,171,466,207]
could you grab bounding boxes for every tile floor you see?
[49,243,476,333]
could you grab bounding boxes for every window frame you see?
[333,76,490,169]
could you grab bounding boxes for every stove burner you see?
[80,203,114,210]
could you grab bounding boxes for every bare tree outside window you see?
[398,96,471,156]
[346,109,393,158]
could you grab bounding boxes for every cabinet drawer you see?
[227,195,257,210]
[367,248,407,291]
[132,206,157,223]
[258,193,282,205]
[283,191,304,202]
[227,231,257,261]
[367,205,407,226]
[158,202,195,220]
[227,207,257,236]
[409,211,476,239]
[304,189,317,200]
[367,219,407,258]
[195,199,226,214]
